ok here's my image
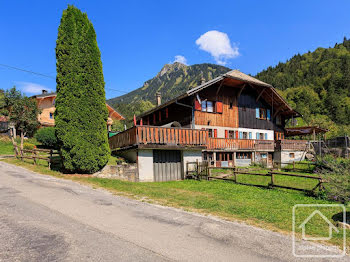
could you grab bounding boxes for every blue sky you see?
[1,1,350,99]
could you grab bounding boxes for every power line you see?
[0,63,129,94]
[0,63,55,79]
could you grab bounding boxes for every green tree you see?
[3,87,40,152]
[55,5,110,173]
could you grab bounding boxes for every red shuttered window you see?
[195,100,202,110]
[216,101,223,113]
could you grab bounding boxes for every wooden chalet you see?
[109,70,312,182]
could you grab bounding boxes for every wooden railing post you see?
[33,149,37,165]
[269,172,274,188]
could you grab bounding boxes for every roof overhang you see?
[285,126,329,137]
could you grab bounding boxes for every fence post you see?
[49,150,53,168]
[233,170,237,183]
[33,149,36,165]
[196,159,199,180]
[293,161,295,171]
[269,172,274,188]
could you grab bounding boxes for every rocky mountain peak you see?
[157,62,187,77]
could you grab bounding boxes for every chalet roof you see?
[33,92,57,99]
[138,70,300,119]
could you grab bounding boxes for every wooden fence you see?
[273,161,316,173]
[15,146,60,168]
[203,166,324,194]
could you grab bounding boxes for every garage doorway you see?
[153,150,182,181]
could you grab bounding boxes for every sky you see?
[1,0,350,99]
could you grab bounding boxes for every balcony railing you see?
[207,138,274,151]
[275,139,309,151]
[109,126,309,152]
[109,126,207,149]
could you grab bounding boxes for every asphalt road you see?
[0,162,348,262]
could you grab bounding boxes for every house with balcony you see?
[109,70,313,182]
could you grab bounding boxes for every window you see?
[259,108,266,119]
[201,101,215,113]
[237,152,251,159]
[207,129,217,138]
[201,101,207,112]
[261,153,267,159]
[243,132,248,139]
[229,102,233,109]
[49,112,54,119]
[260,133,264,140]
[228,130,235,139]
[206,101,214,112]
[208,129,213,138]
[289,153,295,158]
[256,108,270,120]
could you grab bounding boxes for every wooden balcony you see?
[109,126,307,152]
[275,139,309,151]
[109,126,208,150]
[207,138,274,151]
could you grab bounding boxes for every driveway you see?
[0,162,348,261]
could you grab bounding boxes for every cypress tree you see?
[55,5,110,173]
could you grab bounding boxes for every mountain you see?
[256,37,350,137]
[108,63,230,123]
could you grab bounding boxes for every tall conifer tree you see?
[55,5,110,173]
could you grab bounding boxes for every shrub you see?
[55,6,110,173]
[316,155,350,203]
[23,142,36,150]
[35,127,57,148]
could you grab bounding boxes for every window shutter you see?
[214,129,218,138]
[159,111,161,121]
[225,130,228,138]
[239,132,243,139]
[249,132,252,139]
[265,133,268,140]
[256,133,259,139]
[195,100,201,111]
[256,108,260,118]
[165,108,169,118]
[153,113,156,124]
[235,131,238,139]
[216,101,223,113]
[267,109,271,120]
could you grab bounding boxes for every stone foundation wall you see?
[94,164,138,182]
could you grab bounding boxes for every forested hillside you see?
[256,37,350,137]
[108,62,230,122]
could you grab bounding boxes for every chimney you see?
[156,92,161,106]
[42,89,48,94]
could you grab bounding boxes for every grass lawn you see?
[0,136,38,155]
[2,157,349,251]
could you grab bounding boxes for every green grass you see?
[2,157,349,250]
[0,136,39,155]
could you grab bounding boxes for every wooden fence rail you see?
[15,146,60,168]
[205,166,324,193]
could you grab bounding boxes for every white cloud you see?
[15,82,52,95]
[195,30,239,65]
[173,55,188,65]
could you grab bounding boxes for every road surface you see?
[0,162,348,261]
